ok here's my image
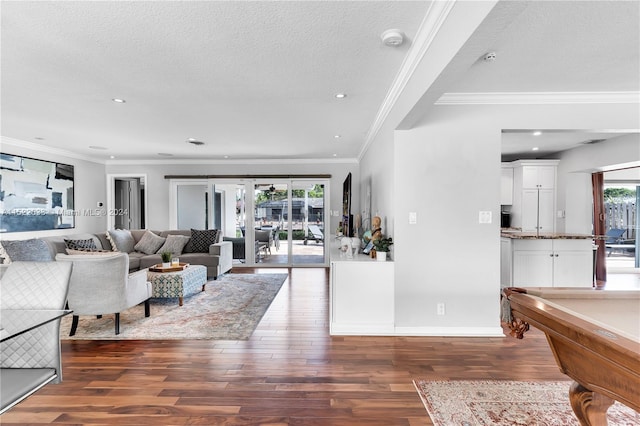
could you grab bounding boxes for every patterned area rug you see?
[60,273,287,340]
[414,380,639,426]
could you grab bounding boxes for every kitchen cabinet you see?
[510,160,559,232]
[501,237,593,287]
[522,165,556,189]
[500,164,513,205]
[329,242,394,335]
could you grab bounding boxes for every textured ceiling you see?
[1,1,638,163]
[1,1,428,161]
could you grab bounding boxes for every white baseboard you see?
[330,324,505,337]
[393,326,505,337]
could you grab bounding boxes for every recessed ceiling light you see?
[333,153,337,157]
[224,155,229,159]
[532,147,539,151]
[112,98,126,103]
[334,135,341,139]
[34,137,45,140]
[187,139,205,146]
[109,155,115,159]
[158,153,173,157]
[335,93,347,99]
[533,131,542,136]
[89,145,108,150]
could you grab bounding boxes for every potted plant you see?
[373,237,393,261]
[160,251,172,268]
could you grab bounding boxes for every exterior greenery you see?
[604,187,636,202]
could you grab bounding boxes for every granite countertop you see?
[500,230,594,240]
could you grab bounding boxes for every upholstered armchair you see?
[55,252,152,335]
[0,261,73,397]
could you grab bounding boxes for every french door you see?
[171,178,328,267]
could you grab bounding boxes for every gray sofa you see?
[2,229,232,279]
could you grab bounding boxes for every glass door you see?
[290,180,326,265]
[254,182,289,265]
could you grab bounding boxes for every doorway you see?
[107,174,147,230]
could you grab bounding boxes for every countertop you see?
[501,230,594,240]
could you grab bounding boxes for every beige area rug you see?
[414,380,639,426]
[60,273,287,340]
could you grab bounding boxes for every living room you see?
[1,1,639,423]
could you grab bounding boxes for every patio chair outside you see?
[604,228,628,256]
[307,224,324,244]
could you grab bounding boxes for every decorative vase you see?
[377,251,387,261]
[162,262,171,268]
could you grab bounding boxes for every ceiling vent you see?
[187,139,205,146]
[581,139,606,145]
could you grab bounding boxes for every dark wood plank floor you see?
[1,268,568,425]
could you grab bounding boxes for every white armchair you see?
[1,261,73,413]
[55,253,152,335]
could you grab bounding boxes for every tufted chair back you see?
[0,261,73,382]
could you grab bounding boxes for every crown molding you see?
[358,0,457,161]
[106,157,359,166]
[436,91,640,105]
[1,136,358,165]
[0,136,106,164]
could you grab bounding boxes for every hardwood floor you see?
[2,268,568,425]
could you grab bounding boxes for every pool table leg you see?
[569,381,615,426]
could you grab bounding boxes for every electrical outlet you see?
[437,303,446,316]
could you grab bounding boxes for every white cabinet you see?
[521,188,555,233]
[501,164,513,205]
[329,244,394,335]
[509,239,593,287]
[510,160,559,232]
[522,165,556,189]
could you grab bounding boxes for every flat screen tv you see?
[342,173,353,237]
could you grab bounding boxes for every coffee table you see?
[147,264,207,306]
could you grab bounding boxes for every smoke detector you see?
[381,29,404,47]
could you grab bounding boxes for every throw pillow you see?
[64,238,98,251]
[133,230,166,255]
[1,239,53,262]
[65,248,117,256]
[106,229,135,253]
[187,228,219,253]
[156,234,190,256]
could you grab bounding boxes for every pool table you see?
[502,287,639,426]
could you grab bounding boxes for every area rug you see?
[413,380,639,425]
[60,273,287,340]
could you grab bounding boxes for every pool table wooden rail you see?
[502,287,639,426]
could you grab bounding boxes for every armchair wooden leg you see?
[114,313,120,335]
[69,315,79,336]
[144,300,150,317]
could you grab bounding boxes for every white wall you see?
[1,139,107,239]
[105,161,358,232]
[391,102,639,335]
[556,133,640,234]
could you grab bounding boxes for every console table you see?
[329,240,395,335]
[0,309,72,414]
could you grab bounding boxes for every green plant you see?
[373,237,393,252]
[160,251,172,263]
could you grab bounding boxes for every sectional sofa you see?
[1,229,233,279]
